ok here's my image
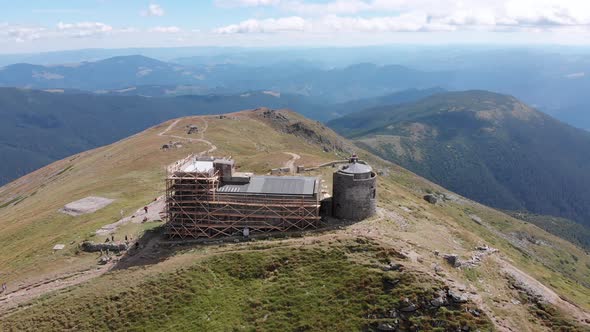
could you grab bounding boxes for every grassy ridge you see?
[1,242,492,332]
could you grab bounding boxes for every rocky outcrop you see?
[442,245,498,268]
[257,108,347,153]
[423,192,458,205]
[443,254,460,267]
[423,194,438,204]
[511,231,551,246]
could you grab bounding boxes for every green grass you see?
[1,243,492,332]
[506,211,590,252]
[463,268,481,283]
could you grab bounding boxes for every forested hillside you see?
[329,90,590,228]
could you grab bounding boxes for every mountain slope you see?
[0,109,589,330]
[329,90,590,229]
[330,87,446,118]
[0,87,448,185]
[0,88,332,185]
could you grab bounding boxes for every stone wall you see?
[81,241,128,252]
[332,171,377,221]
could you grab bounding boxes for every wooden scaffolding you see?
[165,155,321,239]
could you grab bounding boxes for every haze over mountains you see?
[2,47,589,129]
[0,55,447,102]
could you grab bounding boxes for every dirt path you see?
[159,117,217,156]
[283,152,300,173]
[97,117,218,236]
[158,119,181,137]
[96,196,166,235]
[0,261,115,317]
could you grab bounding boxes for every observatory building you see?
[332,155,377,221]
[165,155,321,239]
[164,153,377,239]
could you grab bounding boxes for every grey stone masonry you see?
[332,156,377,221]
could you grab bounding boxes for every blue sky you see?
[1,0,590,53]
[5,1,245,29]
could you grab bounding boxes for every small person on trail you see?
[243,226,250,239]
[105,237,110,243]
[111,235,114,242]
[144,206,148,214]
[1,282,7,293]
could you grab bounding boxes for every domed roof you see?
[339,162,372,174]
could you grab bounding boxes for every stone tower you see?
[332,155,377,221]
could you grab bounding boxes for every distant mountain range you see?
[329,90,590,228]
[0,56,210,91]
[0,55,448,102]
[2,53,590,129]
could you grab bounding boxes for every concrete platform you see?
[59,196,115,216]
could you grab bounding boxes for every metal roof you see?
[217,176,317,196]
[339,162,372,174]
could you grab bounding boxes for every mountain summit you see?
[1,109,589,330]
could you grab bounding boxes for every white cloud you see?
[214,15,458,34]
[57,22,113,38]
[0,24,46,42]
[215,0,590,30]
[214,16,307,33]
[149,26,182,33]
[320,14,456,32]
[0,22,119,43]
[141,4,165,17]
